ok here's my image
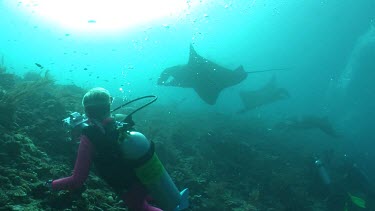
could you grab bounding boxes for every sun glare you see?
[16,0,202,32]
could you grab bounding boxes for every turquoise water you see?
[1,0,375,169]
[1,1,372,106]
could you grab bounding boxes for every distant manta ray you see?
[238,76,290,112]
[274,115,339,138]
[157,44,248,105]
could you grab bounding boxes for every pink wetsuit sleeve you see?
[52,135,93,190]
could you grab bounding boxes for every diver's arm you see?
[51,135,93,190]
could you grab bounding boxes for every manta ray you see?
[157,44,248,105]
[238,76,289,112]
[274,116,339,138]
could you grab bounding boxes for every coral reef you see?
[0,71,347,210]
[0,71,53,129]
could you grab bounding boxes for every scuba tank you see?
[119,130,188,211]
[315,159,331,186]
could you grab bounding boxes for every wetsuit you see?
[51,118,161,211]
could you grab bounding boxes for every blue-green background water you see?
[1,0,375,190]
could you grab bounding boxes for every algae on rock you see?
[0,71,53,128]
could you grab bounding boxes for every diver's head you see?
[82,87,113,121]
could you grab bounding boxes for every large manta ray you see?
[238,76,289,112]
[157,45,248,105]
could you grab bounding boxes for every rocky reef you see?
[0,70,345,211]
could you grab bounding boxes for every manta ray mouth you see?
[164,76,175,84]
[158,75,176,86]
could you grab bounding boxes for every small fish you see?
[35,63,44,69]
[84,68,88,70]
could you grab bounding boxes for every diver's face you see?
[85,104,111,120]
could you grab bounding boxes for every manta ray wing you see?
[239,76,289,111]
[188,44,206,65]
[194,83,223,105]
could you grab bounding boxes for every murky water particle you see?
[88,20,96,23]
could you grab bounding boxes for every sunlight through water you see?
[13,0,203,33]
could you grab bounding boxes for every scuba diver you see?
[314,153,375,211]
[45,87,189,211]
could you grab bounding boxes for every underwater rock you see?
[0,88,5,100]
[0,72,53,128]
[8,188,27,198]
[4,140,22,157]
[0,103,16,128]
[7,187,29,205]
[0,191,8,206]
[0,175,11,185]
[23,71,43,81]
[13,133,44,156]
[0,73,15,89]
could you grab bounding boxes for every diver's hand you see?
[31,180,53,198]
[44,179,53,191]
